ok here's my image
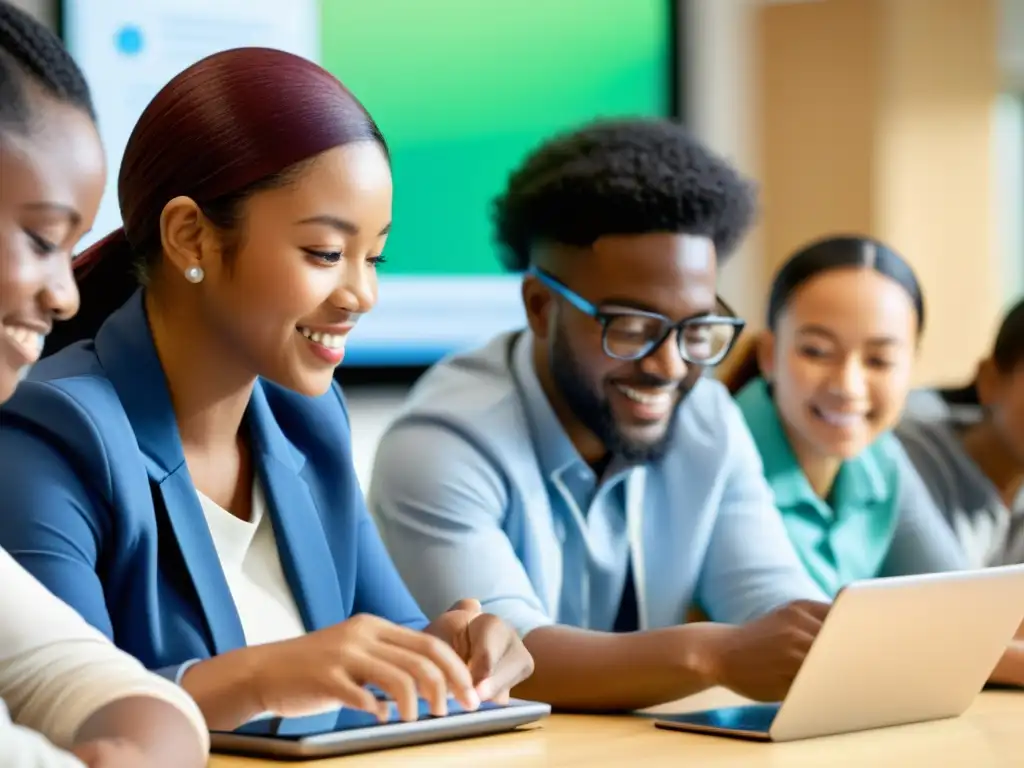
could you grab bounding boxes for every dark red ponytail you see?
[43,47,386,358]
[44,229,135,356]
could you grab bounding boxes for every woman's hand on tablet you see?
[427,599,536,704]
[248,614,479,724]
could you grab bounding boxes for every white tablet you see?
[211,697,551,759]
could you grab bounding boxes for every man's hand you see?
[701,600,831,701]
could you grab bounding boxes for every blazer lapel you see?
[247,383,346,631]
[156,469,248,654]
[94,291,246,655]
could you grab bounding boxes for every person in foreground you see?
[0,3,207,765]
[369,119,832,712]
[726,236,969,594]
[0,47,532,733]
[726,240,1024,686]
[897,299,1024,568]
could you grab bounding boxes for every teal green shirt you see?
[735,378,966,597]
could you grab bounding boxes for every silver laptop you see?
[655,565,1024,742]
[211,696,550,758]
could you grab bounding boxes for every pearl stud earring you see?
[184,265,205,284]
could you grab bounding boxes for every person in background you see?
[0,3,208,765]
[897,298,1024,568]
[370,118,832,713]
[726,236,1024,686]
[0,47,532,734]
[727,236,967,591]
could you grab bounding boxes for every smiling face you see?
[162,140,392,397]
[759,266,919,461]
[525,232,718,463]
[0,95,106,403]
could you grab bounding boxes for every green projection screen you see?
[321,1,673,278]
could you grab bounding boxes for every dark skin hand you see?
[68,697,205,768]
[512,600,831,711]
[183,602,534,731]
[188,613,479,730]
[426,599,535,704]
[989,620,1024,687]
[696,600,830,701]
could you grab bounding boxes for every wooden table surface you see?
[209,688,1023,767]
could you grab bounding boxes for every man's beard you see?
[550,322,690,463]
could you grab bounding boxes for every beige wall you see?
[686,0,766,327]
[756,0,1002,385]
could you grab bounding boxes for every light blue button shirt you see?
[509,370,634,631]
[368,331,827,637]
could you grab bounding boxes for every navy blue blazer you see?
[0,291,428,681]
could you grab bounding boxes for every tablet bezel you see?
[210,699,551,758]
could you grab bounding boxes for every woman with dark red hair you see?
[0,47,533,731]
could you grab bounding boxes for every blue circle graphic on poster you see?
[114,25,144,56]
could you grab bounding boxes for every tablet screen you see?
[229,699,508,739]
[657,703,780,734]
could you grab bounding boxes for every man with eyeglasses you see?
[369,119,830,710]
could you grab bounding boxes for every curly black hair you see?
[0,0,94,133]
[994,297,1024,372]
[493,118,758,272]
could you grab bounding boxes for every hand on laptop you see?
[426,599,536,704]
[249,614,480,724]
[702,600,831,702]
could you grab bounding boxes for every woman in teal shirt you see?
[726,236,968,597]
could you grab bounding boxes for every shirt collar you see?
[738,378,888,511]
